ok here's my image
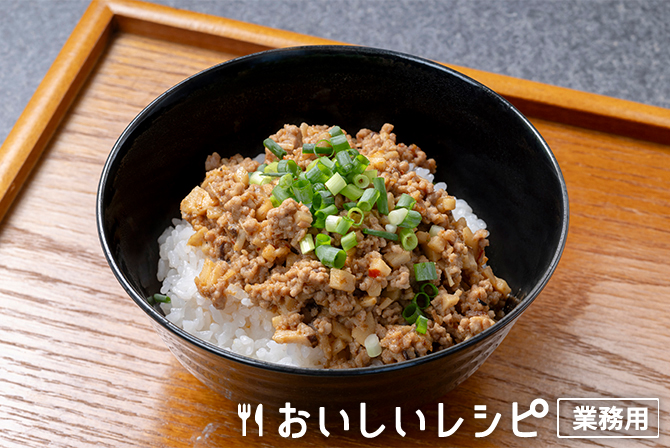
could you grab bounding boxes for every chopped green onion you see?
[414,262,438,281]
[357,188,380,212]
[257,163,268,172]
[272,185,292,203]
[315,204,339,224]
[341,232,358,251]
[306,162,332,183]
[335,151,354,174]
[277,159,300,176]
[315,245,346,269]
[291,179,313,204]
[325,172,347,195]
[352,174,370,189]
[364,169,378,181]
[319,156,336,170]
[335,217,354,235]
[315,190,335,207]
[325,215,341,233]
[329,126,343,137]
[270,195,281,207]
[316,139,334,157]
[313,182,327,192]
[302,143,316,154]
[263,138,287,160]
[402,302,420,324]
[278,173,293,189]
[249,171,271,186]
[385,224,397,234]
[300,234,315,254]
[399,210,422,229]
[415,315,428,334]
[340,184,364,201]
[396,193,416,210]
[315,233,331,248]
[342,202,358,211]
[388,208,408,226]
[421,282,439,298]
[413,292,431,310]
[264,161,278,173]
[347,207,365,226]
[373,177,389,215]
[153,293,171,303]
[363,228,399,241]
[330,134,350,153]
[351,155,370,174]
[399,228,418,251]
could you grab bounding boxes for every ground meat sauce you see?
[180,123,512,368]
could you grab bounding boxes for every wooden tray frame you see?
[2,0,670,223]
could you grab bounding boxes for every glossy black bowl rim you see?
[96,45,569,378]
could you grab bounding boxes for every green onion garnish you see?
[325,215,341,233]
[413,292,431,310]
[315,233,331,248]
[264,161,278,173]
[263,138,287,160]
[335,217,354,235]
[388,208,408,226]
[341,232,358,251]
[272,185,292,203]
[335,151,354,174]
[402,302,420,324]
[363,228,399,241]
[153,293,171,303]
[325,172,347,195]
[356,188,380,212]
[364,169,378,181]
[278,173,293,189]
[306,164,328,183]
[347,207,365,226]
[399,228,418,251]
[414,262,438,281]
[352,174,370,189]
[292,179,313,204]
[421,282,439,298]
[351,154,370,174]
[330,134,350,153]
[302,143,316,154]
[329,126,343,137]
[249,171,271,186]
[415,315,428,334]
[399,210,422,228]
[373,177,389,215]
[396,193,416,210]
[340,184,364,201]
[277,159,300,176]
[315,244,346,269]
[300,234,315,254]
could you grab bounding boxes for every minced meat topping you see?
[180,123,512,368]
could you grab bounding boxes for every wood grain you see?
[0,0,669,447]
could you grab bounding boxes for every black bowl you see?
[97,45,568,412]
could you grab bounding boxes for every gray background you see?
[1,0,669,147]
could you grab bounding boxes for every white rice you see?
[157,219,325,368]
[156,159,486,368]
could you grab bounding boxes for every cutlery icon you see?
[237,403,251,436]
[255,404,263,436]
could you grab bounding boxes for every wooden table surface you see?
[0,1,668,447]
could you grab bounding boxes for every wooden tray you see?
[0,0,668,446]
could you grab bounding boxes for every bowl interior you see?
[98,45,568,371]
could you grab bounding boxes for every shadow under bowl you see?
[97,45,568,412]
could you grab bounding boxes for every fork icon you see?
[238,403,251,436]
